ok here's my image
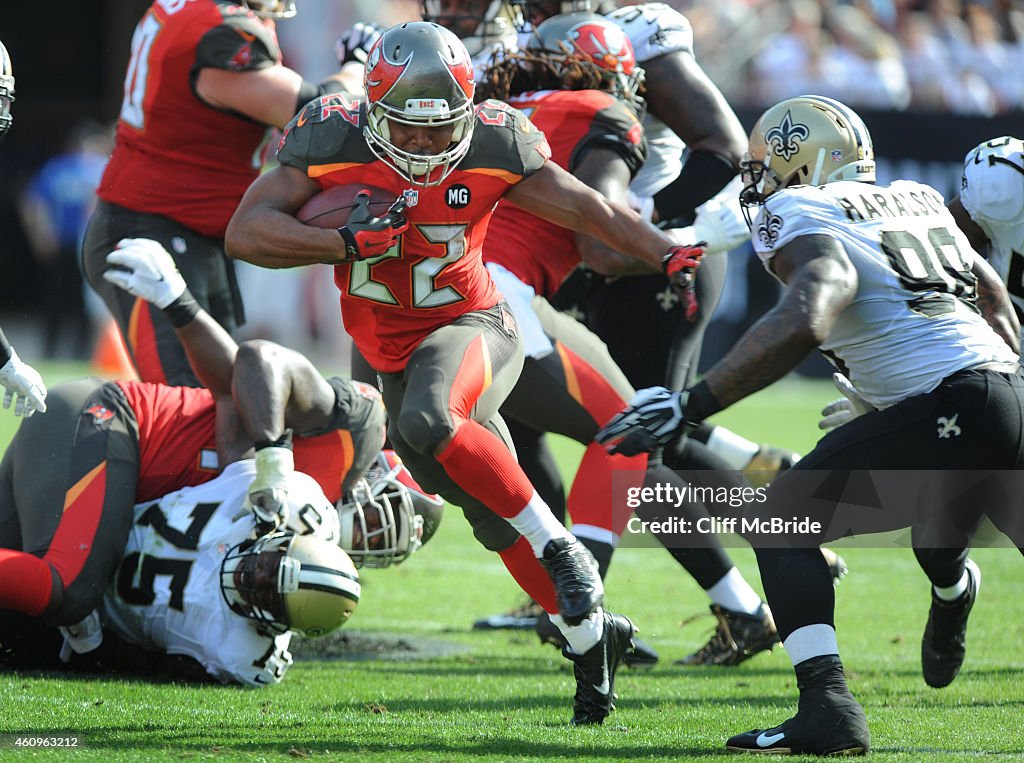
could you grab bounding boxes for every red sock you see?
[568,445,647,538]
[498,536,558,614]
[0,549,54,616]
[436,420,534,519]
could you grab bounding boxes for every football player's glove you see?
[337,192,409,261]
[691,196,750,255]
[662,243,706,321]
[596,387,689,456]
[0,348,46,417]
[818,372,875,431]
[104,238,186,309]
[249,431,295,532]
[335,21,383,66]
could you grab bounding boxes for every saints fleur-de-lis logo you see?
[757,210,784,248]
[764,110,810,161]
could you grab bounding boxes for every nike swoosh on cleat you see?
[593,643,610,695]
[756,731,786,747]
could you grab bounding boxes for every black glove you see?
[337,192,409,261]
[596,387,690,456]
[335,22,384,66]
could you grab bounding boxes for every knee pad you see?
[395,407,453,456]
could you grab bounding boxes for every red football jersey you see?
[118,379,367,505]
[484,89,646,298]
[277,95,551,373]
[98,0,281,238]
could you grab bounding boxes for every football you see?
[297,184,400,229]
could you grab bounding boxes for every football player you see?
[597,95,1024,754]
[817,136,1024,691]
[226,21,707,725]
[81,0,352,387]
[472,13,777,668]
[0,239,384,646]
[98,461,360,686]
[0,39,46,419]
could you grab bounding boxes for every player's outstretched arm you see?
[104,239,237,397]
[970,249,1021,354]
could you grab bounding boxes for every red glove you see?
[662,243,707,321]
[337,191,409,261]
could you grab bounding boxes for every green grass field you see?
[1,364,1022,761]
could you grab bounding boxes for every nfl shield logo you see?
[830,149,843,163]
[402,189,419,208]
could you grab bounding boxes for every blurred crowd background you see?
[0,0,1021,374]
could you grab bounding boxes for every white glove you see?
[58,609,103,663]
[690,195,750,254]
[249,445,294,531]
[818,372,876,430]
[0,348,47,417]
[335,21,383,66]
[103,238,186,309]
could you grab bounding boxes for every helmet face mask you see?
[0,40,14,140]
[364,22,477,187]
[740,95,876,226]
[240,0,297,18]
[220,532,360,638]
[338,450,443,568]
[422,0,526,56]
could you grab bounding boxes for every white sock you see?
[706,426,761,470]
[507,491,574,557]
[784,623,839,666]
[934,570,969,601]
[551,608,605,654]
[705,567,764,615]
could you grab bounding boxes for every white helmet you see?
[422,0,526,56]
[0,40,14,138]
[364,22,477,186]
[338,450,444,568]
[220,532,360,638]
[740,95,875,221]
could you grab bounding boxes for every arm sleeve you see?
[193,14,281,73]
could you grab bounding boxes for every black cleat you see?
[472,599,544,631]
[676,603,779,666]
[726,655,870,755]
[539,537,603,626]
[565,611,636,725]
[536,611,659,669]
[922,558,980,688]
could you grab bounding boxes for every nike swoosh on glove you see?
[337,192,410,261]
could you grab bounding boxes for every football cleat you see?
[922,558,980,688]
[726,655,870,755]
[565,611,636,725]
[539,537,604,626]
[536,611,659,668]
[676,603,779,666]
[743,445,801,488]
[472,599,544,631]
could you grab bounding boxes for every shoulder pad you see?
[461,101,550,179]
[750,186,839,260]
[961,137,1024,225]
[276,93,374,173]
[606,3,693,62]
[195,11,281,71]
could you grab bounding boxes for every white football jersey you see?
[102,460,340,687]
[959,137,1024,316]
[750,180,1018,408]
[607,3,693,198]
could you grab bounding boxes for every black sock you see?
[578,537,614,580]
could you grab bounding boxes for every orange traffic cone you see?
[92,319,137,380]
